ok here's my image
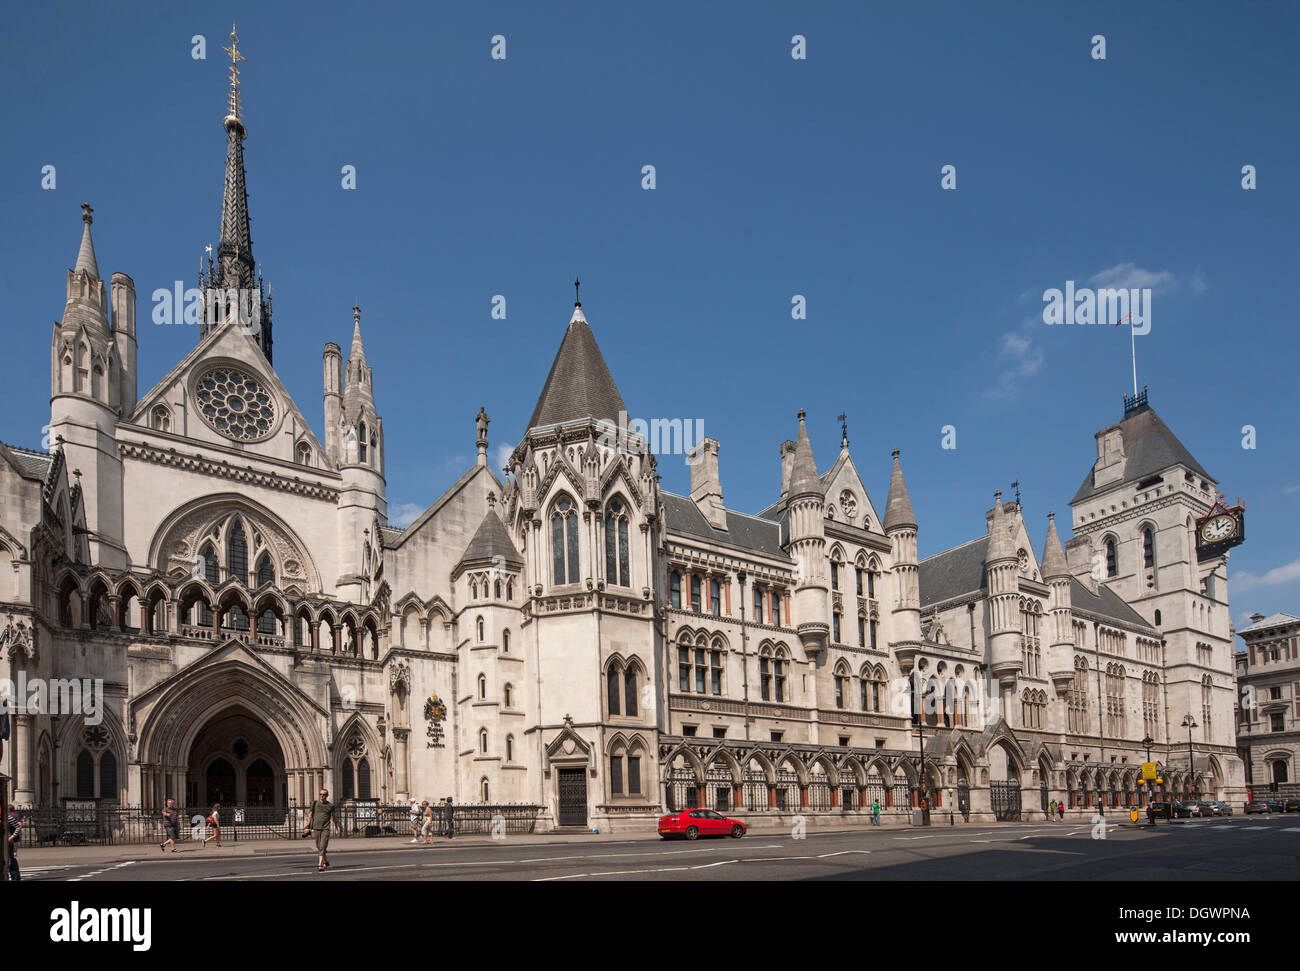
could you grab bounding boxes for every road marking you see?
[69,861,136,882]
[1241,826,1269,831]
[816,850,871,858]
[1282,828,1300,833]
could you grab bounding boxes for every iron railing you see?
[11,803,541,848]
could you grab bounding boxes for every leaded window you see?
[551,497,580,585]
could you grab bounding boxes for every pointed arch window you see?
[296,442,312,466]
[502,629,510,653]
[227,520,248,585]
[830,558,840,591]
[604,499,631,587]
[151,405,171,432]
[477,617,485,642]
[76,750,95,799]
[1105,537,1118,578]
[479,728,489,754]
[478,673,487,699]
[624,667,638,716]
[1142,526,1156,570]
[256,554,274,587]
[359,421,368,463]
[608,666,622,715]
[551,496,580,585]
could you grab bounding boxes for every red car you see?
[658,809,747,840]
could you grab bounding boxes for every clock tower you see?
[1067,389,1245,797]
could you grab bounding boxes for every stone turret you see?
[986,492,1021,689]
[787,412,828,656]
[884,450,922,657]
[1042,512,1075,699]
[336,306,386,602]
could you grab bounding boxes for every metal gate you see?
[990,781,1021,821]
[666,768,699,812]
[557,768,587,827]
[957,783,970,822]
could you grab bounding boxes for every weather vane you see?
[222,24,246,124]
[837,413,848,446]
[574,276,581,307]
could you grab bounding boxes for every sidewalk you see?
[13,817,1089,868]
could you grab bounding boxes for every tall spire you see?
[883,449,917,531]
[75,203,99,278]
[788,410,821,496]
[987,490,1017,560]
[527,291,626,430]
[206,23,272,362]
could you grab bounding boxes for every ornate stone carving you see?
[0,615,37,661]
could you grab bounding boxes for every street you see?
[18,813,1300,882]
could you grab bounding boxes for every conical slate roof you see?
[987,493,1017,561]
[788,411,821,496]
[74,214,99,278]
[455,509,523,574]
[527,304,627,431]
[1041,512,1069,578]
[883,450,916,530]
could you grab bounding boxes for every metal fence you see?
[12,803,541,848]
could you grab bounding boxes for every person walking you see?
[304,788,342,872]
[420,801,434,845]
[871,800,881,826]
[409,799,421,844]
[444,796,455,840]
[202,803,222,847]
[6,812,21,881]
[1057,801,1065,822]
[160,799,179,853]
[1049,799,1057,821]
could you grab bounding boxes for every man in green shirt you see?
[304,788,342,872]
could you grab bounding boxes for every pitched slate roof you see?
[919,536,989,607]
[1067,577,1156,632]
[662,492,786,558]
[1072,404,1213,503]
[526,305,627,431]
[454,509,523,574]
[1237,612,1300,636]
[1,444,53,480]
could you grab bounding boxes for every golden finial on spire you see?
[222,23,246,130]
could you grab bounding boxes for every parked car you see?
[1212,801,1233,816]
[1189,801,1220,817]
[1149,801,1192,819]
[1244,799,1283,814]
[658,809,747,840]
[1285,799,1300,813]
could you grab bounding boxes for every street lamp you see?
[1181,715,1198,799]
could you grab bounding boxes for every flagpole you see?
[1131,317,1137,398]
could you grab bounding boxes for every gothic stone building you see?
[1234,612,1300,799]
[0,64,1246,830]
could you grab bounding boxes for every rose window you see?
[195,366,276,441]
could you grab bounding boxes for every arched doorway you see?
[186,706,288,808]
[988,743,1022,821]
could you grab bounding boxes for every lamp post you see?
[1181,715,1198,799]
[913,676,930,826]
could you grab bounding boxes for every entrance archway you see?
[187,706,288,808]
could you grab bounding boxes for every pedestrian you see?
[420,800,434,845]
[304,787,342,872]
[409,799,421,844]
[202,803,222,847]
[871,800,880,826]
[1146,801,1157,826]
[160,798,179,853]
[6,812,21,881]
[444,796,455,840]
[1057,801,1065,822]
[1049,799,1057,821]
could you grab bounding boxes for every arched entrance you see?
[186,706,288,808]
[988,742,1022,821]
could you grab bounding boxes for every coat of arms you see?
[424,694,447,748]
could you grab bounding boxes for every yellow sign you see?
[1130,809,1139,822]
[1141,762,1157,781]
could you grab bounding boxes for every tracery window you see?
[551,496,580,585]
[604,499,631,587]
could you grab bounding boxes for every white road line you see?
[69,860,136,882]
[1241,826,1269,831]
[816,850,871,857]
[1282,828,1300,833]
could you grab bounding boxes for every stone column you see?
[12,714,34,805]
[394,729,410,800]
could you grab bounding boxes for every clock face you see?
[1200,514,1235,544]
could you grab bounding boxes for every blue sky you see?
[3,1,1297,630]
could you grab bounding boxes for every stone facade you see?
[1234,612,1300,797]
[0,64,1248,831]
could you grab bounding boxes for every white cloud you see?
[1232,555,1300,594]
[494,442,514,472]
[389,502,424,529]
[1089,262,1176,293]
[1189,268,1208,293]
[1283,484,1300,495]
[983,324,1044,400]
